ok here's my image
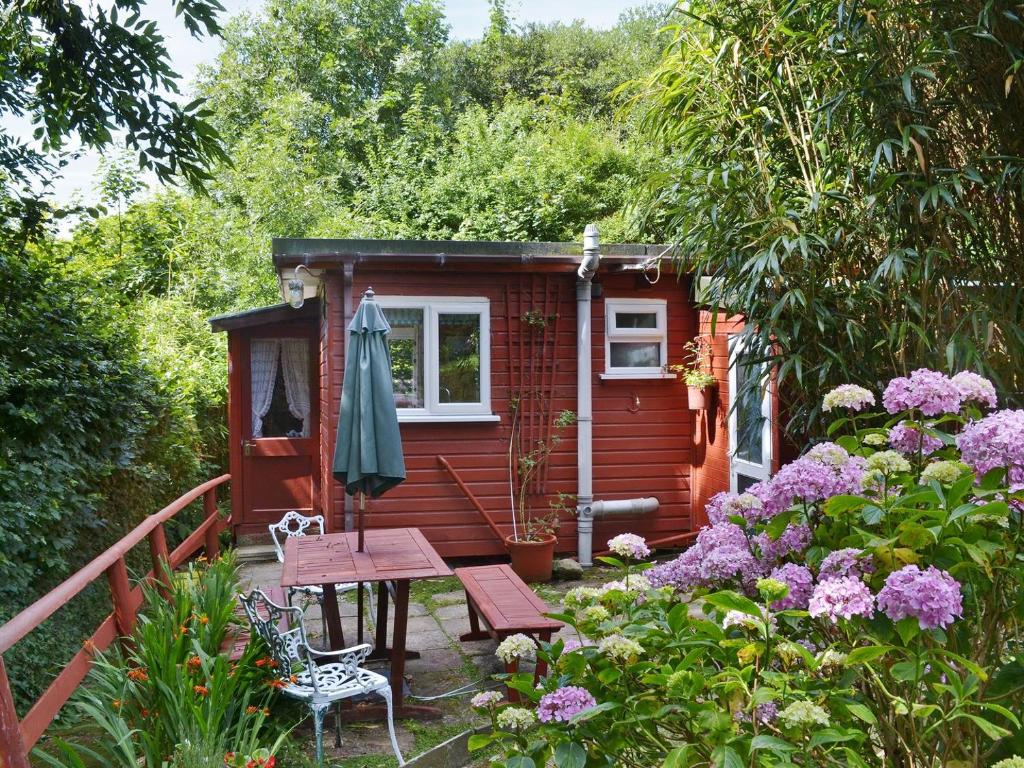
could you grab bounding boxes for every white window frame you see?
[602,298,673,380]
[377,296,497,423]
[728,335,772,491]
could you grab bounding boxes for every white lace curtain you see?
[280,338,311,437]
[250,340,280,438]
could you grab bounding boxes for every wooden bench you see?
[225,585,288,660]
[455,565,563,699]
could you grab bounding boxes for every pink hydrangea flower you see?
[877,565,963,630]
[762,443,866,510]
[808,577,875,622]
[889,422,943,456]
[647,522,766,591]
[769,563,814,610]
[951,371,997,409]
[882,369,962,416]
[818,548,874,581]
[754,523,812,563]
[537,686,597,723]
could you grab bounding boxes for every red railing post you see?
[148,523,171,597]
[106,557,135,640]
[0,655,30,768]
[203,488,220,560]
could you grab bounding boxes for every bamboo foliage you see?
[627,0,1024,438]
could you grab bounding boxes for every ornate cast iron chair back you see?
[268,510,327,563]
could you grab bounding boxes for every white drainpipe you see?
[575,224,660,566]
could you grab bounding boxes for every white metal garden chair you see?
[268,511,375,639]
[238,589,404,766]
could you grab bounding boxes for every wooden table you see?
[280,527,453,717]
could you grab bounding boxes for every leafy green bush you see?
[476,370,1024,766]
[37,554,285,768]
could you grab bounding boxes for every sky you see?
[10,0,644,207]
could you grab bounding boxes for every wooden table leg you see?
[321,583,345,650]
[390,579,410,710]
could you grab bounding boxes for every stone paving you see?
[238,557,611,766]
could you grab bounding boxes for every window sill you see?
[397,413,502,424]
[600,372,678,381]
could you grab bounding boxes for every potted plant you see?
[669,337,716,409]
[506,405,577,582]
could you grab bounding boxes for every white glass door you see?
[728,336,772,492]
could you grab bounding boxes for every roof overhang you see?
[271,237,675,271]
[209,298,320,332]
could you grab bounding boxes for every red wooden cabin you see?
[210,231,781,563]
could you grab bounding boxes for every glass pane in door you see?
[734,352,765,464]
[385,308,425,408]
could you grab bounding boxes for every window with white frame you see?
[603,298,668,378]
[379,297,494,421]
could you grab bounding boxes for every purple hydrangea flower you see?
[762,444,866,510]
[889,422,944,456]
[706,491,767,525]
[647,522,766,591]
[818,548,874,581]
[808,577,875,622]
[537,686,597,723]
[951,371,997,409]
[754,523,813,563]
[956,410,1024,489]
[882,369,962,416]
[769,563,814,610]
[877,565,963,630]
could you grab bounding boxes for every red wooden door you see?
[239,329,320,534]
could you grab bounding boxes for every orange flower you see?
[198,614,210,625]
[263,707,271,716]
[193,685,209,696]
[140,708,150,718]
[127,668,149,682]
[82,639,95,654]
[266,679,285,689]
[187,655,202,672]
[246,705,259,715]
[223,753,235,765]
[112,699,121,710]
[179,625,189,635]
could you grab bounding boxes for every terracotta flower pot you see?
[687,384,714,410]
[505,533,557,583]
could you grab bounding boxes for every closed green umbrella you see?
[333,287,406,551]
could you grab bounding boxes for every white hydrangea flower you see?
[563,586,602,610]
[779,700,831,729]
[580,605,610,623]
[607,533,651,560]
[920,460,969,485]
[863,432,888,447]
[470,690,503,709]
[822,385,875,412]
[597,634,643,662]
[866,450,911,476]
[496,706,536,731]
[496,633,536,664]
[816,648,848,675]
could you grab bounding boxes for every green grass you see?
[409,576,462,611]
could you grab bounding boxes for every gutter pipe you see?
[575,224,660,566]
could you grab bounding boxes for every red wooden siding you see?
[321,266,703,558]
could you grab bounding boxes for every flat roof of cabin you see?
[272,237,672,268]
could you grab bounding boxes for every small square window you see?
[604,298,668,378]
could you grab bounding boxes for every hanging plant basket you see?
[687,384,715,410]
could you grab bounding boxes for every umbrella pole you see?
[357,491,365,552]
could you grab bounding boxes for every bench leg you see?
[505,659,520,703]
[458,592,491,642]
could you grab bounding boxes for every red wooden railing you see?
[0,474,231,768]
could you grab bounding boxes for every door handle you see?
[243,440,256,456]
